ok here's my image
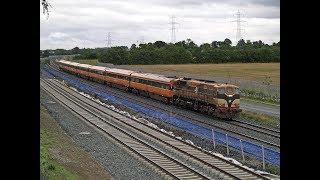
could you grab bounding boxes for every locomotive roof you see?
[131,72,176,83]
[177,78,239,88]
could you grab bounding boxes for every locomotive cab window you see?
[235,88,240,94]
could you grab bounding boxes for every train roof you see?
[106,68,135,75]
[58,60,72,64]
[76,63,91,68]
[58,60,68,63]
[68,62,80,66]
[88,65,109,71]
[131,72,176,83]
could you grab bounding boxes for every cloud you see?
[40,0,280,49]
[48,32,69,40]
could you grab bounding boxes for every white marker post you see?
[262,145,265,170]
[212,129,216,149]
[226,134,229,156]
[240,139,245,161]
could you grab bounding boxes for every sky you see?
[40,0,280,50]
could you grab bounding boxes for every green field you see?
[120,63,280,85]
[68,61,279,85]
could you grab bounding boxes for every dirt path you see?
[40,104,112,179]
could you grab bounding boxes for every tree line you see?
[40,38,280,64]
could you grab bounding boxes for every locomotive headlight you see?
[228,100,231,103]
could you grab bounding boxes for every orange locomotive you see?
[56,60,241,119]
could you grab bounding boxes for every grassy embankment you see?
[40,129,78,179]
[40,105,112,179]
[240,111,279,126]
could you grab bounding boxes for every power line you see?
[231,10,246,44]
[106,32,114,48]
[169,16,178,43]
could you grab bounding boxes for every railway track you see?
[230,120,279,138]
[48,62,280,149]
[40,78,270,180]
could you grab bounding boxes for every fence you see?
[44,67,280,168]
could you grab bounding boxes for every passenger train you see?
[56,60,242,119]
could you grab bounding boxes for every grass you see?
[242,97,280,106]
[40,129,78,179]
[71,59,98,65]
[120,63,280,85]
[40,58,50,75]
[240,110,279,126]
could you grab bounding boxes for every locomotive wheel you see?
[164,97,170,104]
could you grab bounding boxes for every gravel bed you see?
[49,84,279,176]
[40,87,162,180]
[47,67,279,150]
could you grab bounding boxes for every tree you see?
[223,38,232,47]
[130,44,137,50]
[186,39,197,48]
[153,41,167,48]
[71,47,80,54]
[41,50,50,57]
[41,0,51,19]
[211,41,218,48]
[217,41,224,48]
[200,43,211,51]
[98,47,129,64]
[237,39,246,47]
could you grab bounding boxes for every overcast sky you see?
[40,0,280,50]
